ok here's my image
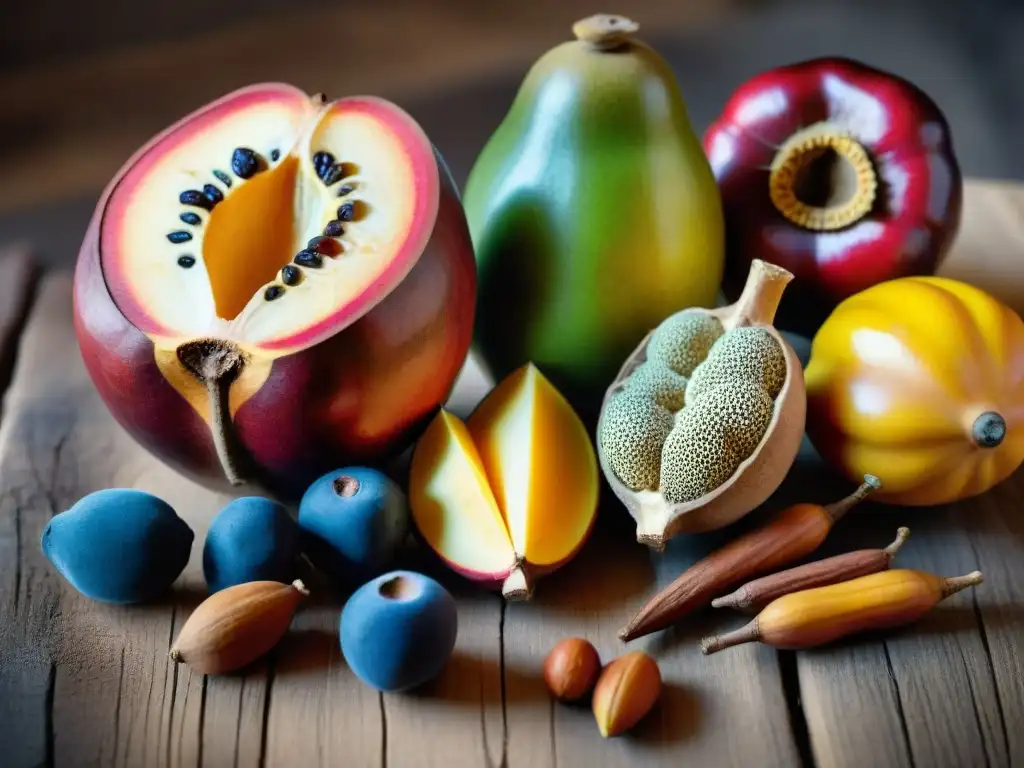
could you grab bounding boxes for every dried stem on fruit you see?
[571,14,639,51]
[176,339,249,486]
[823,474,882,523]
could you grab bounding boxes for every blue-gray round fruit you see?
[41,488,194,604]
[298,467,409,581]
[203,496,300,593]
[340,570,458,692]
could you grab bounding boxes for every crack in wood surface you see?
[778,650,814,768]
[111,646,125,767]
[379,692,388,768]
[198,675,208,768]
[498,599,509,768]
[957,640,993,768]
[165,611,178,768]
[882,642,916,768]
[966,535,1011,767]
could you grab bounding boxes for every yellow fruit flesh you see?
[468,364,598,567]
[409,411,516,576]
[203,157,299,320]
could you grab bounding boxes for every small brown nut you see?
[592,650,661,737]
[543,637,601,702]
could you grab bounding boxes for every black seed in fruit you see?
[307,235,342,255]
[177,255,196,268]
[313,151,335,176]
[294,250,323,268]
[167,231,193,244]
[180,189,213,210]
[231,147,260,179]
[337,202,355,221]
[202,184,224,206]
[322,166,344,186]
[213,170,232,188]
[264,285,284,301]
[271,149,281,162]
[324,220,345,237]
[337,185,354,197]
[179,212,201,226]
[281,265,301,285]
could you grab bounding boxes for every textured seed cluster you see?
[625,360,687,411]
[598,392,674,491]
[599,311,787,501]
[685,327,786,405]
[646,312,724,376]
[661,380,774,503]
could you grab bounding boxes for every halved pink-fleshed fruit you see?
[74,83,477,498]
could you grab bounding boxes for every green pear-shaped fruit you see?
[464,14,724,419]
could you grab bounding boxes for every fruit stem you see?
[291,579,310,597]
[728,259,794,327]
[700,620,760,655]
[169,648,183,663]
[177,339,249,486]
[824,474,882,524]
[942,570,984,598]
[571,14,638,51]
[635,506,670,551]
[883,527,911,558]
[502,560,533,601]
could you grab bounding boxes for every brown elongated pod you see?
[701,568,983,654]
[170,579,308,674]
[619,475,881,641]
[712,527,909,613]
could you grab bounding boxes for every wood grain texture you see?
[783,450,1023,768]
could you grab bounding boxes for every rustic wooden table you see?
[1,179,1022,768]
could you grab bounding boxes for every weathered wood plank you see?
[500,499,801,767]
[0,272,235,767]
[786,446,1022,768]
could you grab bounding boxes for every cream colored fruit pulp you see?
[117,102,418,348]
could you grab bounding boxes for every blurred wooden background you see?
[1,0,1023,266]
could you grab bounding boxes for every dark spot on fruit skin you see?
[333,475,360,497]
[177,255,196,268]
[271,149,281,162]
[180,189,214,210]
[307,236,342,256]
[213,170,232,188]
[231,147,260,179]
[265,285,285,301]
[180,212,202,226]
[337,202,355,222]
[281,265,301,285]
[337,185,354,197]
[167,231,193,244]
[324,220,345,237]
[202,184,224,206]
[294,250,323,268]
